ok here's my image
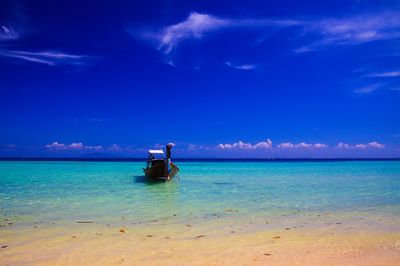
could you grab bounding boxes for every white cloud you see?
[217,139,272,149]
[0,50,91,66]
[366,141,385,149]
[277,142,295,148]
[45,142,103,151]
[253,139,273,149]
[353,84,381,94]
[277,142,328,149]
[336,142,350,149]
[335,141,385,149]
[355,144,367,149]
[218,141,252,149]
[225,61,258,70]
[45,142,66,149]
[314,143,329,149]
[155,12,232,54]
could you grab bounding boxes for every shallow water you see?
[1,161,399,225]
[1,160,400,265]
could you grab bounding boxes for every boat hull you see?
[144,161,179,181]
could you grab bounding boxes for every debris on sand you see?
[273,236,281,239]
[195,235,206,238]
[77,221,94,224]
[119,229,125,233]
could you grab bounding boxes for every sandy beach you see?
[1,213,400,265]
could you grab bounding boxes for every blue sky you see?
[0,0,399,158]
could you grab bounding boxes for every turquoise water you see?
[1,161,400,229]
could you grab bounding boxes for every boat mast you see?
[165,144,172,179]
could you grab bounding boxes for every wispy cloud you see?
[365,71,400,78]
[353,84,381,94]
[136,12,302,56]
[217,139,272,149]
[137,11,400,57]
[187,144,207,151]
[1,21,94,67]
[85,118,106,122]
[277,142,328,149]
[0,25,20,41]
[107,144,122,152]
[0,50,92,66]
[225,61,258,70]
[336,141,385,149]
[296,12,400,52]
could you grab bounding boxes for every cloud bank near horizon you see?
[0,139,392,157]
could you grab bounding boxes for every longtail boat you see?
[143,144,179,181]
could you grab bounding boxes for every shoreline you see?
[1,161,399,265]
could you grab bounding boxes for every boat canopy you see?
[148,149,164,154]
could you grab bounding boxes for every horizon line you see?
[0,157,399,162]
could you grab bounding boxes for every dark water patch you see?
[360,208,377,212]
[133,175,166,184]
[214,182,235,186]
